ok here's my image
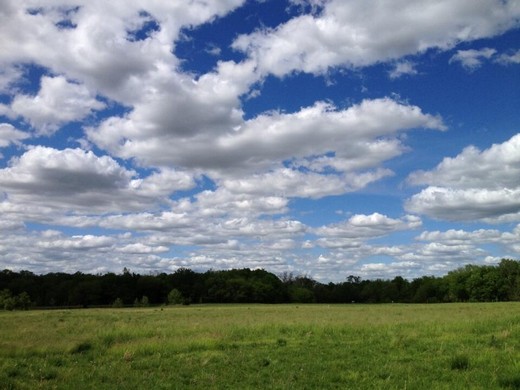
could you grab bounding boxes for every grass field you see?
[2,303,520,389]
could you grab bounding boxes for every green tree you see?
[112,298,124,308]
[15,292,32,310]
[498,259,520,300]
[288,286,315,303]
[167,289,183,305]
[132,296,150,307]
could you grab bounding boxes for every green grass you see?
[1,303,520,389]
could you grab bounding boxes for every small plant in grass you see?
[260,358,271,367]
[70,341,93,354]
[499,374,520,389]
[450,354,470,370]
[123,350,134,362]
[276,338,287,347]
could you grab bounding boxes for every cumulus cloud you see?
[89,97,445,186]
[0,229,175,274]
[232,0,520,77]
[314,213,421,249]
[407,134,520,221]
[0,1,246,100]
[0,123,30,148]
[0,146,194,214]
[402,225,520,269]
[220,167,393,199]
[0,66,23,93]
[9,76,105,135]
[0,0,518,280]
[116,243,169,254]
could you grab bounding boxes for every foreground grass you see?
[1,303,520,389]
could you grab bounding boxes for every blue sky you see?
[0,0,519,281]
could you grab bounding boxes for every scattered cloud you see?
[389,61,418,79]
[0,0,518,280]
[449,48,497,71]
[495,49,520,65]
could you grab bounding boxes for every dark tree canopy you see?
[1,259,520,309]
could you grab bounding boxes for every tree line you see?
[1,259,520,309]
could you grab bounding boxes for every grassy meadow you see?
[2,303,520,389]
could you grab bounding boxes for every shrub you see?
[70,342,93,354]
[499,374,520,389]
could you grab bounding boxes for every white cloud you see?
[220,167,392,199]
[37,234,116,251]
[407,134,520,221]
[0,146,194,215]
[0,66,23,93]
[232,0,520,77]
[0,1,246,101]
[403,225,520,269]
[9,76,105,135]
[496,49,520,65]
[314,213,421,249]
[406,187,520,221]
[449,47,497,71]
[194,188,289,217]
[116,243,169,254]
[389,61,418,79]
[89,97,444,184]
[0,123,30,148]
[215,98,445,173]
[130,168,196,198]
[0,0,517,281]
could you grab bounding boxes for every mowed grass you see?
[2,304,520,389]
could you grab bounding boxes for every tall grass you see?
[1,303,520,388]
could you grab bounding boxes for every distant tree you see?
[498,259,520,300]
[0,289,14,310]
[135,275,167,304]
[0,289,31,310]
[391,276,411,302]
[171,268,201,303]
[15,292,32,310]
[411,276,444,303]
[288,285,315,303]
[112,298,124,308]
[133,296,150,307]
[167,289,183,305]
[445,267,471,302]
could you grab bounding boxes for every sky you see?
[0,0,519,282]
